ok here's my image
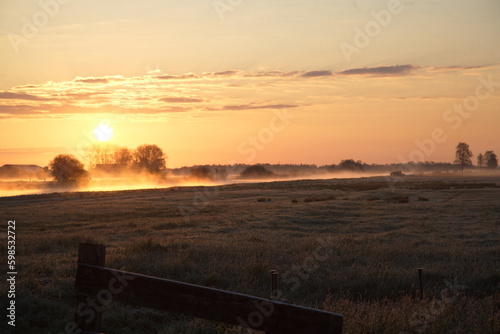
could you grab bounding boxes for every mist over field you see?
[2,161,496,198]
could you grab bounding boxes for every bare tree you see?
[49,154,89,184]
[133,144,166,173]
[86,143,117,168]
[454,142,473,172]
[485,151,498,169]
[113,147,133,168]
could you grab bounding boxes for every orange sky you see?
[1,1,499,168]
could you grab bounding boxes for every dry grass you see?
[0,174,499,333]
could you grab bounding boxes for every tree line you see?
[455,142,498,172]
[49,144,166,184]
[48,142,498,184]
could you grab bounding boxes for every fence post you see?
[270,270,278,299]
[74,243,106,332]
[418,268,424,300]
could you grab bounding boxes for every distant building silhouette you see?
[92,163,126,176]
[0,164,49,180]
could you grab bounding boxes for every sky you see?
[0,0,499,168]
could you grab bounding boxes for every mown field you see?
[1,174,499,333]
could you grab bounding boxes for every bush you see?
[48,154,89,185]
[239,165,275,179]
[190,166,213,180]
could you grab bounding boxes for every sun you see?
[93,122,113,142]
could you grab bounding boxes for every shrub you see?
[239,165,275,179]
[48,154,89,185]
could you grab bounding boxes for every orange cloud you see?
[0,64,496,120]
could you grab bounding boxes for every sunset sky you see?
[1,0,499,168]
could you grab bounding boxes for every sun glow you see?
[93,123,113,142]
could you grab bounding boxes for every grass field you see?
[1,173,499,333]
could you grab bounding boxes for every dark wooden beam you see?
[75,263,343,333]
[74,243,106,332]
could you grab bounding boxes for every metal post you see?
[418,268,424,300]
[270,270,278,299]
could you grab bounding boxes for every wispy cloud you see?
[302,70,333,77]
[0,147,67,155]
[0,64,495,120]
[433,65,490,71]
[210,70,242,77]
[0,92,49,101]
[219,103,299,111]
[160,97,204,103]
[337,65,417,76]
[75,77,110,84]
[0,104,40,115]
[243,70,299,78]
[156,73,200,80]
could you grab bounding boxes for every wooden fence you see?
[74,243,343,333]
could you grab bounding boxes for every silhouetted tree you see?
[49,154,89,184]
[113,147,133,168]
[454,142,473,172]
[339,159,364,171]
[214,167,228,180]
[485,151,498,169]
[133,144,166,173]
[86,143,117,168]
[477,153,485,167]
[191,166,213,180]
[240,165,275,179]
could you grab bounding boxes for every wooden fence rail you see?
[74,243,343,334]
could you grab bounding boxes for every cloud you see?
[64,92,111,100]
[75,77,109,84]
[0,91,49,101]
[111,106,189,114]
[0,147,67,155]
[302,70,333,77]
[220,103,299,111]
[1,64,495,120]
[156,70,298,80]
[337,65,417,76]
[0,104,40,115]
[156,73,199,80]
[12,85,37,89]
[243,70,299,77]
[0,103,85,117]
[210,70,242,77]
[0,103,190,117]
[436,65,489,71]
[425,64,494,75]
[160,97,204,103]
